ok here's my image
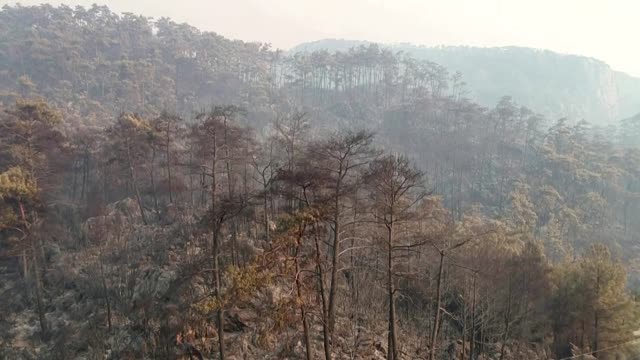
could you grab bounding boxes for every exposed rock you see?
[224,312,248,332]
[83,198,143,241]
[131,267,177,305]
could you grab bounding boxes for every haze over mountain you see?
[2,4,640,360]
[12,0,640,78]
[292,39,640,125]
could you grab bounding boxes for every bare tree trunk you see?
[126,137,148,225]
[189,143,195,209]
[81,152,88,201]
[211,138,225,360]
[593,268,600,356]
[294,226,313,360]
[461,277,467,360]
[223,117,238,266]
[263,183,270,242]
[469,273,477,360]
[72,159,78,200]
[429,252,445,360]
[22,250,29,279]
[499,275,512,360]
[213,226,225,360]
[98,245,112,331]
[21,202,47,337]
[387,224,398,360]
[166,128,173,203]
[327,177,341,337]
[150,145,159,217]
[313,221,332,360]
[32,237,48,337]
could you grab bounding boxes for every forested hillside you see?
[292,39,640,125]
[1,4,640,360]
[0,4,278,119]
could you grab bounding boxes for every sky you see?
[7,0,640,76]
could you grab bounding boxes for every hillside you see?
[2,5,640,360]
[621,112,640,147]
[0,4,274,122]
[292,39,640,125]
[3,5,640,128]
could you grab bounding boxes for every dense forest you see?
[1,4,640,360]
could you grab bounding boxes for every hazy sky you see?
[8,0,640,76]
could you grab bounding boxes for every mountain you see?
[3,4,638,128]
[291,39,640,125]
[2,5,640,360]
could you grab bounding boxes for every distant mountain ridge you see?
[291,39,640,125]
